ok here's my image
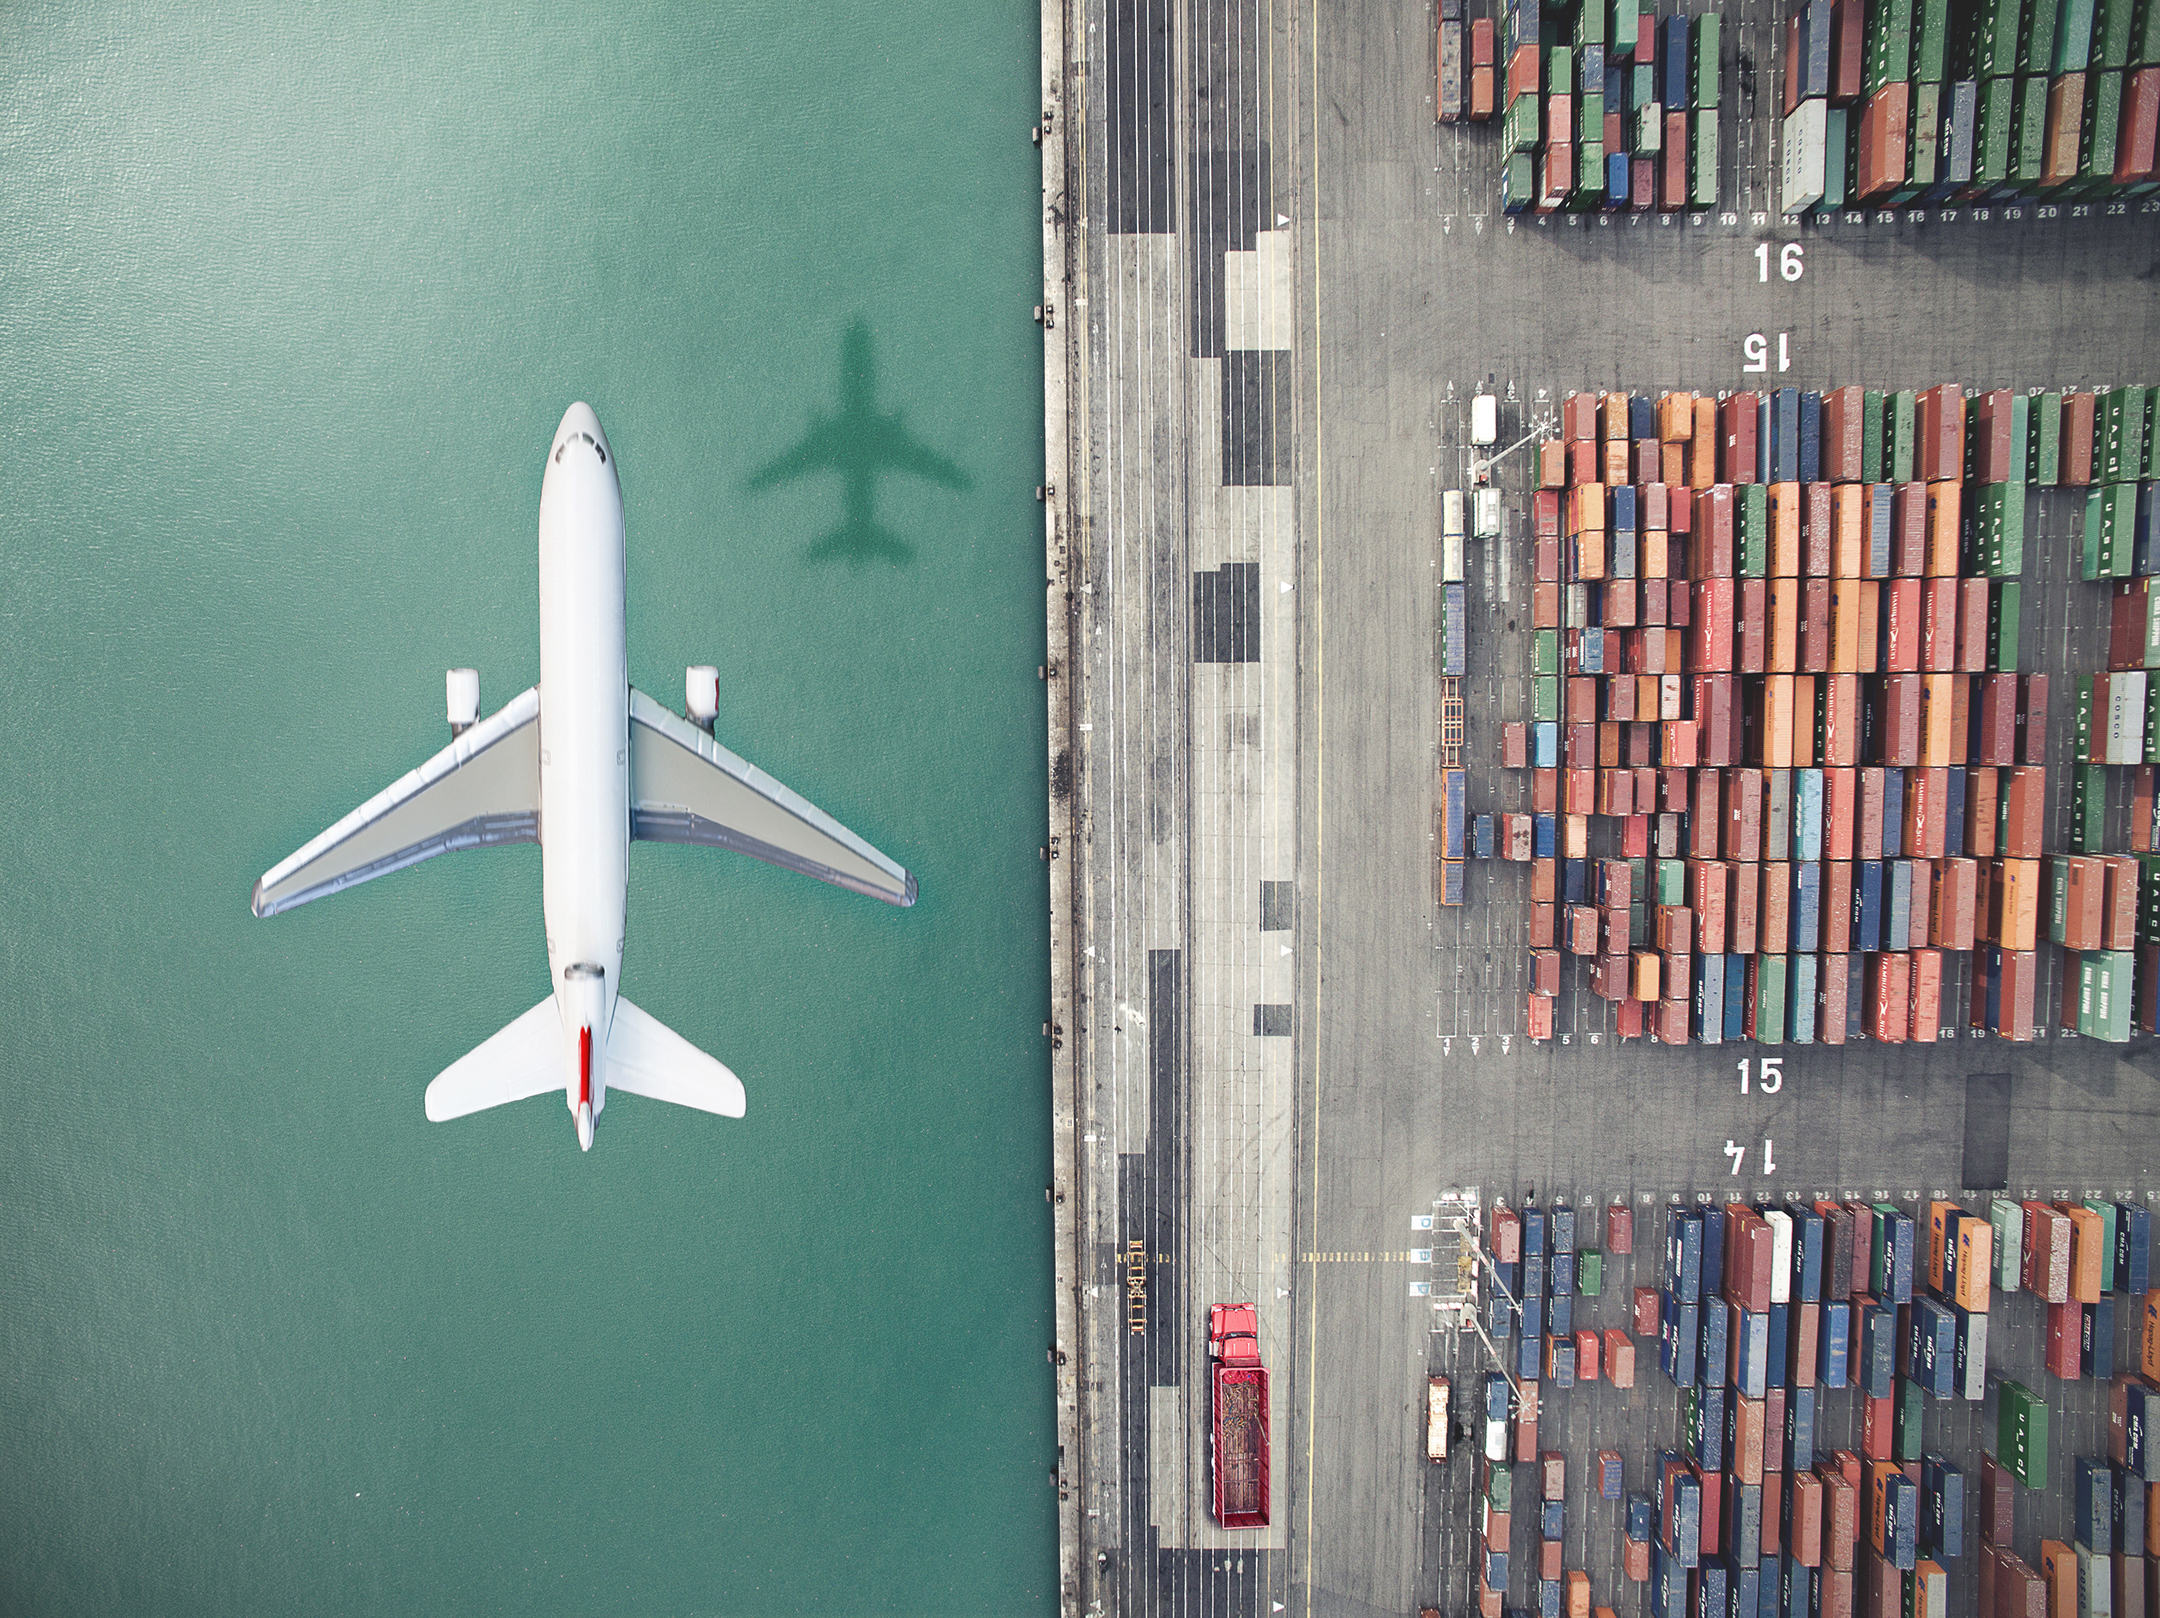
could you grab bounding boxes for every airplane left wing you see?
[627,688,916,907]
[252,688,542,918]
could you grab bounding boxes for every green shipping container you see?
[2030,390,2063,483]
[2135,0,2160,66]
[1503,153,1537,212]
[2011,74,2051,185]
[1999,1380,2048,1486]
[1866,0,1916,90]
[1863,390,1887,483]
[1909,81,1945,189]
[1578,0,1606,47]
[1534,675,1561,722]
[2054,0,2098,71]
[1551,46,1574,96]
[2085,483,2138,578]
[2078,950,2133,1040]
[1692,14,1721,106]
[1754,954,1788,1043]
[1487,1462,1512,1508]
[1825,106,1851,207]
[2074,677,2096,761]
[2023,0,2062,74]
[1505,92,1542,153]
[1610,0,1638,58]
[2092,0,2136,64]
[1740,482,1769,576]
[2146,678,2160,759]
[2144,387,2160,479]
[2100,384,2149,481]
[1691,109,1718,205]
[1990,580,2023,669]
[2082,1200,2120,1289]
[2073,762,2108,852]
[1656,858,1685,906]
[1976,0,2024,73]
[2010,392,2032,477]
[2140,855,2160,943]
[1580,92,1605,145]
[1895,1377,1926,1460]
[1630,899,1648,948]
[1979,483,2027,576]
[1915,0,1953,80]
[1890,391,1918,484]
[1579,1248,1604,1296]
[2080,68,2123,176]
[1975,77,2017,185]
[1534,629,1561,675]
[1990,1199,2024,1290]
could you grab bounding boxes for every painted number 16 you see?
[1737,1057,1784,1094]
[1755,242,1805,281]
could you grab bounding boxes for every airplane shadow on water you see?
[743,318,971,567]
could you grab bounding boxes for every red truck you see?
[1209,1304,1270,1528]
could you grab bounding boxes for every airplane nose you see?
[554,401,614,467]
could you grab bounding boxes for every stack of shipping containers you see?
[1778,0,2159,211]
[1504,380,2160,1046]
[1467,1191,2160,1617]
[1494,0,1724,213]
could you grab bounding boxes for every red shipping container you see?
[1823,767,1858,861]
[2062,393,2097,485]
[1977,675,2018,764]
[1662,114,1689,210]
[1973,391,2018,484]
[1562,393,1597,441]
[1915,384,1963,484]
[1879,674,1923,766]
[1729,771,1765,863]
[1529,901,1556,947]
[1823,1468,1859,1570]
[2002,768,2046,857]
[1930,858,1978,950]
[1605,1328,1636,1387]
[1909,948,1943,1042]
[1906,766,1948,859]
[1856,768,1888,860]
[1791,1469,1825,1567]
[1823,864,1856,953]
[1921,576,1959,671]
[1634,1285,1660,1337]
[1606,1204,1633,1253]
[2019,673,2048,762]
[2118,66,2160,183]
[1803,483,1834,577]
[1860,1392,1893,1459]
[1723,399,1761,486]
[2101,855,2138,948]
[1884,577,1922,670]
[1739,578,1770,673]
[1823,387,1866,481]
[1694,578,1735,671]
[1783,12,1804,115]
[1698,1465,1724,1557]
[1868,952,1909,1042]
[2046,1298,2082,1378]
[1830,0,1865,103]
[1857,82,1911,200]
[1800,577,1833,673]
[1729,862,1761,956]
[1697,483,1736,576]
[1526,992,1554,1041]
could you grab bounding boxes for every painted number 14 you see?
[1736,1057,1784,1094]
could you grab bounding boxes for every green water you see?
[0,3,1052,1612]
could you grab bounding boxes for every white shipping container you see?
[1471,392,1499,446]
[1443,487,1466,538]
[2107,670,2148,764]
[1780,99,1828,217]
[1638,102,1663,154]
[1442,528,1466,582]
[1474,487,1502,538]
[1764,1208,1794,1304]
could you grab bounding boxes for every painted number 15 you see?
[1755,242,1805,281]
[1737,1057,1784,1094]
[1743,333,1792,373]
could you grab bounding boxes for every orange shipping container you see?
[1691,397,1718,491]
[1769,580,1801,674]
[1957,577,1990,672]
[2064,1204,2105,1302]
[1909,948,1943,1042]
[1920,673,1957,767]
[1659,391,1694,443]
[1770,481,1803,576]
[2044,73,2085,186]
[1823,674,1862,767]
[1924,483,1961,576]
[1832,483,1864,577]
[1763,674,1798,769]
[1792,675,1818,769]
[1995,858,2041,950]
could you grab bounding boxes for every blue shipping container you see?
[1789,951,1818,1044]
[2115,1468,2146,1557]
[1765,1301,1790,1388]
[1881,1472,1917,1569]
[1541,1497,1565,1539]
[1854,861,1884,953]
[1946,766,1966,856]
[1881,771,1905,859]
[1484,1371,1510,1422]
[1787,1385,1817,1472]
[1699,1295,1731,1387]
[2083,1297,2116,1380]
[1733,1308,1770,1399]
[1792,1208,1825,1303]
[1793,862,1822,954]
[1695,953,1727,1043]
[1627,1490,1656,1541]
[1551,1248,1577,1296]
[1667,1209,1704,1302]
[1552,1204,1577,1254]
[1799,388,1824,483]
[1886,859,1913,952]
[2076,1457,2113,1553]
[1550,1292,1573,1338]
[1922,1457,1964,1558]
[1725,954,1747,1040]
[1663,1292,1701,1386]
[1795,769,1824,861]
[1772,388,1801,484]
[1692,1383,1726,1470]
[1563,857,1590,903]
[1728,1482,1763,1569]
[2117,1202,2152,1295]
[1818,1299,1851,1387]
[1858,1299,1896,1397]
[1911,1296,1956,1396]
[1534,721,1560,768]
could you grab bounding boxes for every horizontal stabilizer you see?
[627,689,915,907]
[254,687,542,917]
[425,996,563,1121]
[606,997,746,1119]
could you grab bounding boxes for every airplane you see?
[744,317,969,565]
[252,402,916,1151]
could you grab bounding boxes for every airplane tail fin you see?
[606,998,746,1119]
[425,997,563,1121]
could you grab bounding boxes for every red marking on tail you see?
[579,1025,592,1108]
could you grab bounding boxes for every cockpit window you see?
[554,432,608,467]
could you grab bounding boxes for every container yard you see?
[1420,1186,2159,1616]
[1042,0,2160,1601]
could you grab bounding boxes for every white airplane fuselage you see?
[537,401,627,1149]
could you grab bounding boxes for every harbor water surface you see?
[0,2,1053,1612]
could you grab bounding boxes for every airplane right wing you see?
[626,688,916,907]
[252,688,541,918]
